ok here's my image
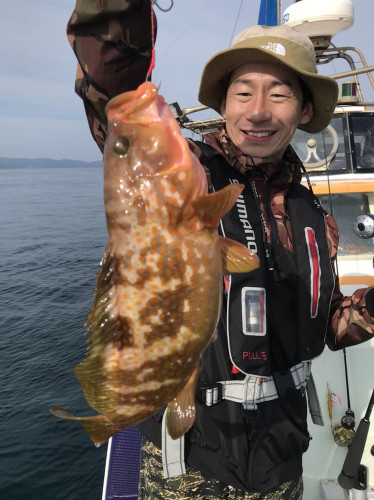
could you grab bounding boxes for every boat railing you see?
[315,45,374,107]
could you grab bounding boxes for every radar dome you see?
[282,0,354,39]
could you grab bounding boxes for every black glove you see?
[365,288,374,317]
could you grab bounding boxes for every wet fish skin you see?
[50,82,259,444]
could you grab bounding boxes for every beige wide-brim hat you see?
[198,25,338,133]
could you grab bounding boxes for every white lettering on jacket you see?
[230,179,258,253]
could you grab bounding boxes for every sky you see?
[1,0,373,161]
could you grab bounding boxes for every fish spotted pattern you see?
[50,82,259,444]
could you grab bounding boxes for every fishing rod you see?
[333,213,374,448]
[338,389,374,490]
[333,184,374,491]
[313,134,358,448]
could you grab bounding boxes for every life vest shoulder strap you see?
[191,140,222,193]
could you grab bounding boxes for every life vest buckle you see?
[272,369,297,398]
[199,384,223,406]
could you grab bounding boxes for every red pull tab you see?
[231,364,240,374]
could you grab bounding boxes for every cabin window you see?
[349,113,374,172]
[291,115,350,174]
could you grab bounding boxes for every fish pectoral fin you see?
[219,236,260,274]
[191,183,245,228]
[50,406,134,446]
[166,365,200,440]
[74,244,125,415]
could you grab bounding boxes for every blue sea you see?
[1,165,110,499]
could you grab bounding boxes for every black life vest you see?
[197,142,335,376]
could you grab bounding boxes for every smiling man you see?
[221,63,313,161]
[67,8,374,499]
[137,24,374,500]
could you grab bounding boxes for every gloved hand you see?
[365,287,374,317]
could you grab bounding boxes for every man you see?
[67,2,374,498]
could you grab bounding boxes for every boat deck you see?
[102,426,142,500]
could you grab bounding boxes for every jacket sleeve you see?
[66,0,155,152]
[324,212,374,350]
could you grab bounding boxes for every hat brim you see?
[198,46,338,133]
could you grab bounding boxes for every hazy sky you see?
[1,0,372,161]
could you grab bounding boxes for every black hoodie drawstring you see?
[245,154,275,272]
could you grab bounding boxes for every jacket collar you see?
[203,128,304,186]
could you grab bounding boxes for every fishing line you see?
[321,130,334,215]
[151,0,216,88]
[321,126,355,434]
[229,0,245,46]
[302,126,355,438]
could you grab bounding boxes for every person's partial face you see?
[221,62,313,163]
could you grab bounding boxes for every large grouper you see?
[50,82,259,445]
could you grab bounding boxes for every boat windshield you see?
[351,113,374,171]
[318,191,374,255]
[291,112,374,175]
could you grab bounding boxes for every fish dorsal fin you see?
[219,236,260,274]
[191,183,244,228]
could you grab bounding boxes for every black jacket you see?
[138,147,335,493]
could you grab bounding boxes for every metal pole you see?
[338,390,374,490]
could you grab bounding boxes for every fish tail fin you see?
[219,236,260,274]
[49,407,131,446]
[166,364,200,440]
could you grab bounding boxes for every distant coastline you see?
[0,157,103,169]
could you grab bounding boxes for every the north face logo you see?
[260,42,286,56]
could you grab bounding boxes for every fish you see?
[50,81,259,445]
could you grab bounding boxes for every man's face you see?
[221,62,313,163]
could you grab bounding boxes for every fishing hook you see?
[151,0,174,12]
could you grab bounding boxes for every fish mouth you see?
[106,82,168,124]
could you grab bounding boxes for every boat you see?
[283,2,374,498]
[102,1,374,499]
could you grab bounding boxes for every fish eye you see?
[112,136,130,156]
